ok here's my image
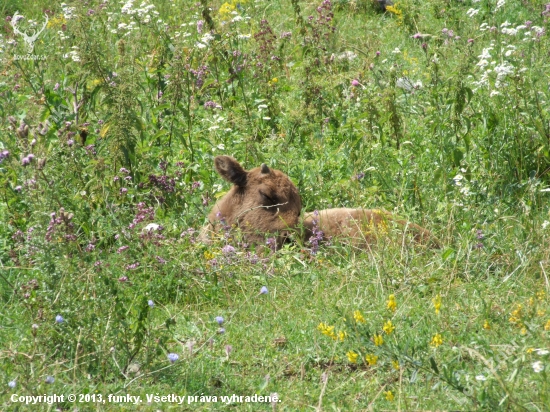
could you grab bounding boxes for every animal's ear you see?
[214,156,248,187]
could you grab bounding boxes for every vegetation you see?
[1,0,550,409]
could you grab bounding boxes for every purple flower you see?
[468,38,474,44]
[45,376,55,384]
[225,345,233,357]
[413,33,422,39]
[197,20,204,33]
[260,286,268,295]
[120,188,128,195]
[125,262,140,270]
[355,172,365,180]
[215,316,224,325]
[476,230,484,240]
[222,245,236,254]
[351,79,360,87]
[168,353,179,363]
[118,276,129,282]
[204,101,222,109]
[266,237,277,252]
[119,167,130,174]
[148,300,154,308]
[117,246,129,253]
[218,327,226,334]
[87,9,95,15]
[22,157,30,166]
[376,50,381,56]
[67,139,74,146]
[55,315,64,323]
[8,381,16,388]
[14,186,22,192]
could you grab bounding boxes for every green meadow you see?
[1,0,549,410]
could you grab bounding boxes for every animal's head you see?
[208,156,302,247]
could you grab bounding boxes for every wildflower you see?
[387,294,397,312]
[55,315,64,323]
[204,251,215,260]
[225,345,233,357]
[373,334,384,346]
[148,300,154,308]
[118,276,129,282]
[351,79,360,87]
[346,351,359,363]
[126,263,139,270]
[354,310,366,324]
[383,320,395,334]
[197,20,203,33]
[215,316,224,325]
[260,286,268,295]
[521,327,527,335]
[532,361,544,373]
[167,353,179,363]
[218,327,226,334]
[536,290,545,300]
[337,330,346,341]
[392,360,400,370]
[365,354,378,366]
[509,304,523,324]
[45,376,55,384]
[536,349,549,355]
[318,322,336,338]
[475,375,487,381]
[222,245,236,254]
[483,320,491,330]
[545,320,550,331]
[384,390,394,401]
[8,381,16,388]
[433,294,442,315]
[527,348,534,354]
[430,333,443,347]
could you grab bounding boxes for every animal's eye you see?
[260,191,277,205]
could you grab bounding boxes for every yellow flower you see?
[271,77,278,83]
[526,348,534,354]
[385,5,402,16]
[346,351,359,364]
[520,327,527,335]
[354,310,366,324]
[337,330,346,341]
[537,309,545,317]
[47,15,66,29]
[528,297,535,306]
[433,294,442,315]
[384,390,394,401]
[536,290,545,300]
[218,2,236,19]
[392,360,400,370]
[365,354,378,366]
[386,294,397,312]
[383,320,395,335]
[509,304,523,324]
[317,322,336,339]
[373,334,384,346]
[430,333,443,348]
[545,319,550,331]
[204,251,214,260]
[483,320,491,330]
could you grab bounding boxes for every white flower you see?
[542,220,549,228]
[475,375,487,381]
[496,0,505,10]
[392,47,401,54]
[144,223,160,232]
[232,16,243,22]
[466,8,479,17]
[453,174,464,186]
[535,349,549,355]
[257,104,268,109]
[532,361,544,373]
[478,47,493,60]
[238,34,251,39]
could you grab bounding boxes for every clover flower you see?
[215,316,224,325]
[383,320,395,334]
[148,300,154,308]
[55,315,64,323]
[167,353,179,363]
[365,354,378,366]
[346,351,358,363]
[430,333,443,347]
[387,294,397,312]
[260,286,268,295]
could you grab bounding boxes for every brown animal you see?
[201,156,438,249]
[199,156,302,248]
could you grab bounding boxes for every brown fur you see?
[201,157,439,249]
[303,208,439,248]
[199,156,302,247]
